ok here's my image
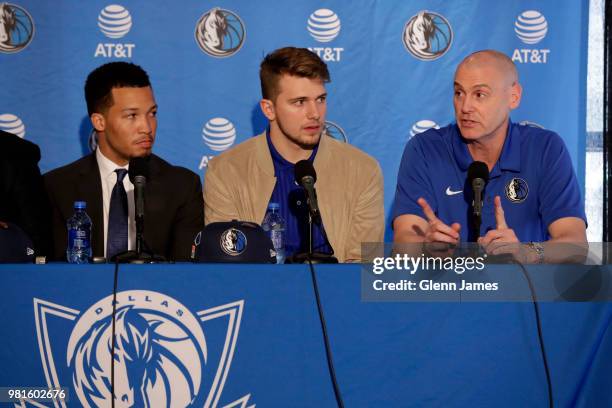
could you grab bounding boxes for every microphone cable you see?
[110,259,120,408]
[306,258,345,408]
[511,258,554,408]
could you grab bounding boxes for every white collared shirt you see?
[96,148,135,257]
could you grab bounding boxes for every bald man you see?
[391,50,586,261]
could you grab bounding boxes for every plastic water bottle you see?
[262,202,286,264]
[66,201,92,264]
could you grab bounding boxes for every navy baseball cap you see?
[194,220,276,263]
[0,222,35,263]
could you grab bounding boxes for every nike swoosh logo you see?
[445,187,463,196]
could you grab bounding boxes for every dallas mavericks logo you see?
[195,8,245,58]
[34,291,252,407]
[0,113,25,137]
[505,177,529,203]
[514,10,548,45]
[324,120,348,142]
[403,11,452,61]
[0,3,34,53]
[220,228,247,256]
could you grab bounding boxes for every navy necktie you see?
[107,169,128,258]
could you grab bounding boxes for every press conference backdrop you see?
[0,1,588,231]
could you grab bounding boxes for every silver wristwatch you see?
[527,242,544,264]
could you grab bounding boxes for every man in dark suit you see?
[44,62,203,261]
[0,130,50,256]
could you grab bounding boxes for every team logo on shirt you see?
[505,178,529,203]
[220,227,247,256]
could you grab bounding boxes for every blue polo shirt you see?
[266,132,333,257]
[391,121,586,242]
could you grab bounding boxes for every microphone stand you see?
[111,188,168,264]
[471,178,485,241]
[472,210,482,241]
[290,209,338,264]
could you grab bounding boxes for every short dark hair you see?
[260,47,330,100]
[84,62,151,115]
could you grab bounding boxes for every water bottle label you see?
[270,230,283,249]
[69,228,90,249]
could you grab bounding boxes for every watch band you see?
[527,242,544,264]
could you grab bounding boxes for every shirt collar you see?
[452,120,520,176]
[96,148,129,179]
[266,129,318,171]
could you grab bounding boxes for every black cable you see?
[512,259,554,408]
[604,0,612,242]
[110,260,119,408]
[307,258,345,408]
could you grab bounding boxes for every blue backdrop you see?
[0,1,589,233]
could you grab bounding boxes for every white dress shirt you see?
[96,148,135,257]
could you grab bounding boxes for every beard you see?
[276,116,322,151]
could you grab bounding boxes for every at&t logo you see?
[410,119,440,139]
[199,117,237,169]
[403,11,453,61]
[511,10,550,64]
[195,7,245,58]
[0,3,34,53]
[307,9,344,62]
[94,4,136,58]
[0,113,25,137]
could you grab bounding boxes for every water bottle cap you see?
[267,202,280,210]
[74,201,87,209]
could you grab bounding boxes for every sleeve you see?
[390,136,437,226]
[202,158,241,225]
[538,132,587,228]
[171,171,204,261]
[43,173,68,261]
[344,161,385,262]
[12,149,52,257]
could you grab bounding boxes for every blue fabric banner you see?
[0,0,589,234]
[0,263,610,406]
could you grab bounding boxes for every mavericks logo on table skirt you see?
[33,290,252,407]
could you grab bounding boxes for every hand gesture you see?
[418,197,461,245]
[478,196,519,255]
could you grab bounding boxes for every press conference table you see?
[0,263,610,407]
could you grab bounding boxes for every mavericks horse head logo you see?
[220,228,247,256]
[67,291,208,407]
[195,7,245,57]
[403,11,452,61]
[0,3,34,53]
[505,177,529,203]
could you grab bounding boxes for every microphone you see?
[128,156,150,254]
[294,160,320,222]
[467,161,489,240]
